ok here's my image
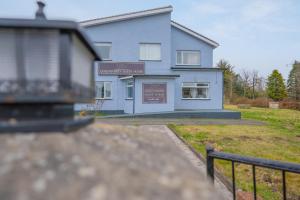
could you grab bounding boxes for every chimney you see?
[35,0,46,19]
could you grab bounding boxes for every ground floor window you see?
[96,81,112,99]
[126,81,133,99]
[182,82,209,99]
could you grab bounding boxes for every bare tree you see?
[241,69,251,97]
[250,70,259,99]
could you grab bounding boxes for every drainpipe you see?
[132,77,135,114]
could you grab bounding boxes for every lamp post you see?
[0,1,101,132]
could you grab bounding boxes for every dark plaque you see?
[143,83,167,104]
[98,62,145,75]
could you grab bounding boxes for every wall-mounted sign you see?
[142,83,167,104]
[98,62,145,75]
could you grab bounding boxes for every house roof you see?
[80,6,173,27]
[171,21,219,48]
[79,6,219,48]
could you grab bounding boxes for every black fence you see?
[206,146,300,200]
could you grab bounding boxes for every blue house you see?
[78,6,225,115]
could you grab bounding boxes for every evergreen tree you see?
[287,61,300,100]
[267,70,287,101]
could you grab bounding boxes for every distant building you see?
[78,6,223,114]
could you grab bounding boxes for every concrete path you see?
[0,123,226,200]
[161,125,232,200]
[96,117,265,126]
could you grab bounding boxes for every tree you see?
[287,61,300,100]
[216,59,235,101]
[266,70,287,101]
[249,70,259,99]
[233,74,244,97]
[241,69,251,97]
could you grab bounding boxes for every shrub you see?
[231,97,252,105]
[279,99,300,110]
[231,97,269,108]
[79,110,87,116]
[250,97,269,108]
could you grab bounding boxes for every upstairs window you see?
[96,81,112,99]
[176,51,200,65]
[182,82,209,99]
[139,43,161,61]
[126,81,134,99]
[94,42,112,60]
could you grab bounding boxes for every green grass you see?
[75,111,107,117]
[168,105,300,200]
[93,112,107,117]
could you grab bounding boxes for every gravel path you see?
[0,123,224,200]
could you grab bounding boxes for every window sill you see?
[139,59,162,62]
[125,98,133,100]
[176,64,201,67]
[95,98,112,100]
[181,98,211,100]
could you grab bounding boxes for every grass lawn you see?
[168,105,300,200]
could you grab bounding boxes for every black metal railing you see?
[206,146,300,200]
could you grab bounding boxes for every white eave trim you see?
[80,6,173,27]
[119,76,134,80]
[171,21,219,48]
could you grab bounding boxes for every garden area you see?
[169,105,300,200]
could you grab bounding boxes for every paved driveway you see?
[0,123,228,200]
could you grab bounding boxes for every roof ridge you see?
[80,5,173,27]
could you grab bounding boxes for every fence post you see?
[206,145,215,183]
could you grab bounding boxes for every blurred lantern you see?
[0,1,101,132]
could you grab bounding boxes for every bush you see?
[79,110,87,116]
[250,97,269,108]
[231,97,269,108]
[231,97,252,105]
[279,99,300,110]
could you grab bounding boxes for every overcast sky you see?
[1,0,300,79]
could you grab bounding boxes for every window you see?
[94,42,112,60]
[139,43,161,61]
[176,51,200,65]
[182,82,209,99]
[96,81,112,99]
[126,81,133,99]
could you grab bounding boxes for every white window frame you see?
[95,81,112,99]
[125,81,134,100]
[94,42,112,61]
[176,50,201,66]
[139,43,161,61]
[181,82,210,99]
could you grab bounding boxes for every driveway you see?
[0,123,229,200]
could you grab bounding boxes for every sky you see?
[1,0,300,79]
